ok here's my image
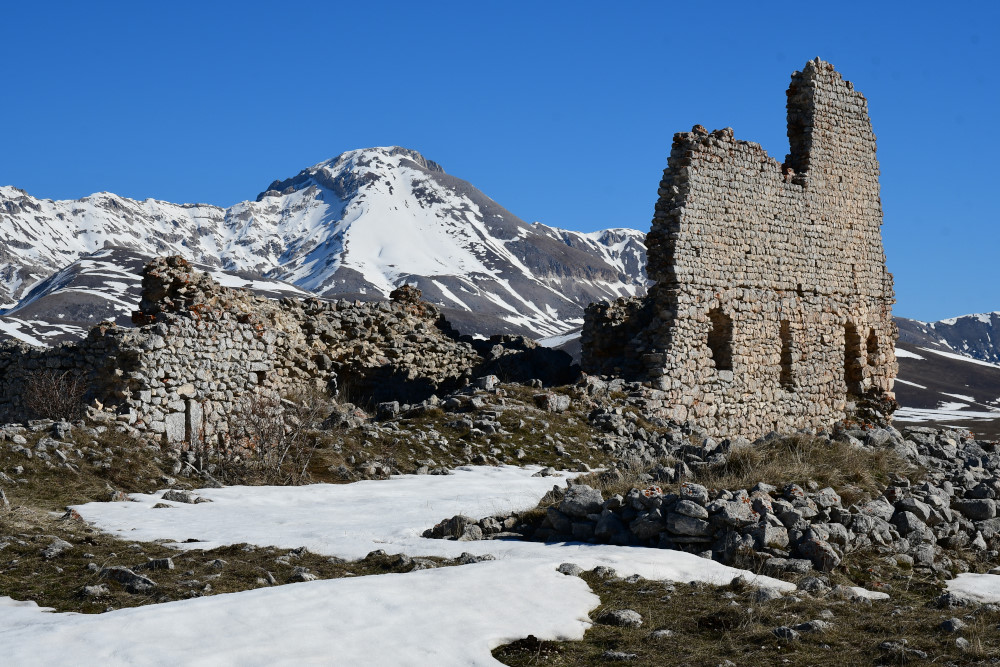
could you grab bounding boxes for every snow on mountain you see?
[0,248,312,346]
[892,340,1000,439]
[0,147,647,343]
[896,313,1000,364]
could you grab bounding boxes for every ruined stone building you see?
[0,257,570,444]
[582,58,898,438]
[0,258,483,443]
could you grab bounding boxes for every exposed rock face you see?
[582,59,898,439]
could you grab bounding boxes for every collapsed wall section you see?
[583,59,897,438]
[0,256,483,444]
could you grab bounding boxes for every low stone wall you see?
[427,424,1000,577]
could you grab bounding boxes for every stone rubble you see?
[427,421,1000,580]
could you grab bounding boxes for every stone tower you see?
[582,58,897,438]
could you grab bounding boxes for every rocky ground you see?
[3,376,1000,664]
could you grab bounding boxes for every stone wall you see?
[583,59,898,439]
[0,257,483,443]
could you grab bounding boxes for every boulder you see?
[796,538,841,571]
[665,512,713,537]
[559,485,603,518]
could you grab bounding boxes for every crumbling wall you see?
[583,59,897,438]
[0,323,134,424]
[0,257,483,443]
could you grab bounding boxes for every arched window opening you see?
[845,322,864,395]
[707,308,733,372]
[866,329,880,367]
[780,320,794,390]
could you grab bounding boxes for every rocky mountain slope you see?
[897,313,1000,364]
[0,147,646,343]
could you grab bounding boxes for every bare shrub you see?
[196,386,334,485]
[23,369,87,421]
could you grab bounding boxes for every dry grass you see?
[700,434,915,503]
[1,428,171,513]
[307,384,613,481]
[578,435,914,506]
[0,502,452,614]
[0,424,456,614]
[494,570,1000,666]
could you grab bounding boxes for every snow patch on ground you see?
[0,561,597,666]
[5,466,871,664]
[893,379,927,390]
[539,330,581,348]
[0,319,46,346]
[71,466,792,588]
[894,407,1000,423]
[207,271,311,296]
[847,586,890,601]
[946,573,1000,603]
[894,348,925,360]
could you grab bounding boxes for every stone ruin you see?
[582,58,898,439]
[0,59,897,446]
[0,256,574,445]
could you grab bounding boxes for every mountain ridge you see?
[0,146,648,341]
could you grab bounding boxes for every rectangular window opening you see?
[780,320,794,390]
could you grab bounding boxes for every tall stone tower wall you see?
[582,59,897,439]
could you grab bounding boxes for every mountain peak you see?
[325,146,444,174]
[256,146,444,202]
[0,185,28,198]
[1,147,648,344]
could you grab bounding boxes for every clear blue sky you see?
[1,1,996,322]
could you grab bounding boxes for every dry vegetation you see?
[0,424,457,614]
[582,434,915,507]
[494,570,1000,666]
[22,369,88,422]
[193,387,333,486]
[307,385,611,481]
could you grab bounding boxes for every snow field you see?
[70,466,793,588]
[0,561,597,667]
[1,466,793,665]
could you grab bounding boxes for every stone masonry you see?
[0,257,482,444]
[582,59,898,438]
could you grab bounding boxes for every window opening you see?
[844,322,864,395]
[780,320,794,390]
[707,308,733,372]
[866,329,879,367]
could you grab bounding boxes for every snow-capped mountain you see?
[0,147,646,344]
[897,313,1000,364]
